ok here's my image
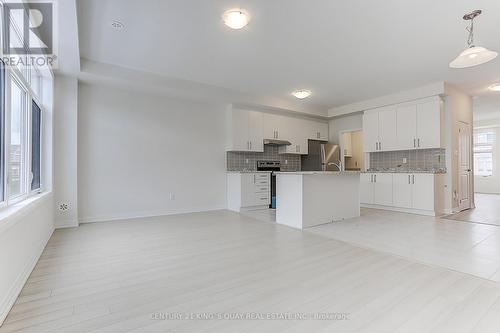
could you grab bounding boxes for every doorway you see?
[339,129,364,171]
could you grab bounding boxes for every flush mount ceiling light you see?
[292,89,312,99]
[110,20,125,30]
[489,83,500,92]
[450,10,497,68]
[222,9,250,29]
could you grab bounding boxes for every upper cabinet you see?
[363,106,397,152]
[227,108,329,155]
[364,97,443,152]
[226,108,264,152]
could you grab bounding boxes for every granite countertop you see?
[226,170,273,173]
[363,169,447,174]
[274,171,361,175]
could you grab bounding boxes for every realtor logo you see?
[2,1,57,67]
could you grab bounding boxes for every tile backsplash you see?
[369,148,446,172]
[227,146,301,172]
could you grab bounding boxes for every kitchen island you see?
[275,171,360,230]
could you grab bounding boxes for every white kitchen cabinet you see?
[263,113,286,140]
[363,111,379,153]
[360,173,374,204]
[396,104,417,149]
[378,107,398,151]
[412,174,435,211]
[226,109,264,152]
[363,106,397,152]
[416,100,442,149]
[227,172,271,212]
[373,173,393,206]
[393,173,413,208]
[279,117,308,155]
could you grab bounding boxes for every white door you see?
[248,111,264,152]
[360,173,374,204]
[396,104,417,150]
[363,111,379,152]
[231,109,250,151]
[458,122,472,211]
[417,100,441,149]
[412,174,435,211]
[378,106,398,151]
[373,173,393,206]
[393,173,413,208]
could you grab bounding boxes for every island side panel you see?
[302,174,360,228]
[276,174,304,229]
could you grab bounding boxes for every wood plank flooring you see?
[2,210,500,332]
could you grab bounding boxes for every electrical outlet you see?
[169,193,175,201]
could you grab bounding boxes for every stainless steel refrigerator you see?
[301,140,341,171]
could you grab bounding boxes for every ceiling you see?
[76,0,500,111]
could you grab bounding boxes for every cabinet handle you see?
[371,175,373,182]
[412,175,415,184]
[379,142,381,151]
[408,175,411,184]
[414,139,416,148]
[417,138,420,147]
[250,142,252,150]
[374,175,377,182]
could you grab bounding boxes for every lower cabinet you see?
[362,173,441,215]
[360,173,393,206]
[227,173,270,212]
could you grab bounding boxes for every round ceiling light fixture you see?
[489,83,500,92]
[292,89,312,99]
[222,9,250,29]
[449,10,497,68]
[110,20,125,30]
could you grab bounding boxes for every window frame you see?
[473,129,495,178]
[30,98,42,194]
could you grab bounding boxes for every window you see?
[9,78,27,199]
[474,130,495,177]
[31,100,41,191]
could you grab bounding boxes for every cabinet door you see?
[378,106,398,151]
[360,173,374,204]
[393,174,413,208]
[417,100,441,149]
[248,111,264,152]
[230,109,250,151]
[374,173,393,206]
[363,111,379,152]
[396,104,417,150]
[263,113,280,139]
[412,174,435,211]
[318,122,329,141]
[240,174,256,207]
[342,132,352,157]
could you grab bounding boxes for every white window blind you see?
[474,129,495,177]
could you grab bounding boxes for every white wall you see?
[328,113,363,144]
[53,75,79,228]
[474,119,500,194]
[443,83,474,212]
[78,82,227,223]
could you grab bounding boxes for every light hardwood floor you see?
[2,210,500,332]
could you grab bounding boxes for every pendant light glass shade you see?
[449,46,498,68]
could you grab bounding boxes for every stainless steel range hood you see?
[263,139,292,146]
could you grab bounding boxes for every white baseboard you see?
[79,205,227,224]
[361,204,441,217]
[0,228,54,326]
[55,218,79,229]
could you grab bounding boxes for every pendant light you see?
[449,10,497,69]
